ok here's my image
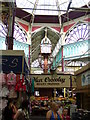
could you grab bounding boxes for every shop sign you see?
[0,55,22,73]
[81,70,90,86]
[32,75,70,88]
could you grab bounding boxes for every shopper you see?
[70,100,77,119]
[58,103,64,115]
[21,100,29,120]
[46,102,62,120]
[3,100,14,120]
[13,100,29,120]
[62,108,70,120]
[13,108,25,120]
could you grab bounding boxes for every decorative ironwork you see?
[0,21,27,43]
[38,28,53,73]
[65,23,90,44]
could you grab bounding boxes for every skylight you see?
[16,0,89,15]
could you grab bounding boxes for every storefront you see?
[30,73,76,99]
[0,50,30,115]
[74,63,90,111]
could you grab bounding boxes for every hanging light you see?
[38,28,53,73]
[40,28,52,54]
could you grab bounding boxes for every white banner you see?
[81,70,90,86]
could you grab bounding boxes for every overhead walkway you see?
[52,39,90,69]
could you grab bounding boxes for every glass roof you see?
[16,0,89,15]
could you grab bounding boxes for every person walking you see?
[62,108,70,120]
[13,100,29,120]
[46,102,62,120]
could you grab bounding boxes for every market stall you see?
[0,50,30,118]
[74,63,90,111]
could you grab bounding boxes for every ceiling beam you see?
[70,7,90,12]
[55,0,62,31]
[30,0,39,25]
[67,0,72,13]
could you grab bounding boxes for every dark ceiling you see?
[15,5,90,24]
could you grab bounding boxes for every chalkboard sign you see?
[0,55,23,73]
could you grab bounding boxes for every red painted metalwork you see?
[32,26,41,31]
[44,56,48,74]
[28,45,30,67]
[84,18,90,22]
[61,46,64,72]
[63,23,75,32]
[18,21,28,31]
[52,27,60,32]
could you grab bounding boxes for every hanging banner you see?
[31,74,71,88]
[32,78,34,93]
[15,74,26,92]
[81,70,90,86]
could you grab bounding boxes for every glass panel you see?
[16,0,89,15]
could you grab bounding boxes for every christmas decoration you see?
[7,71,16,86]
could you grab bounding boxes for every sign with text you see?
[0,55,23,73]
[31,75,71,88]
